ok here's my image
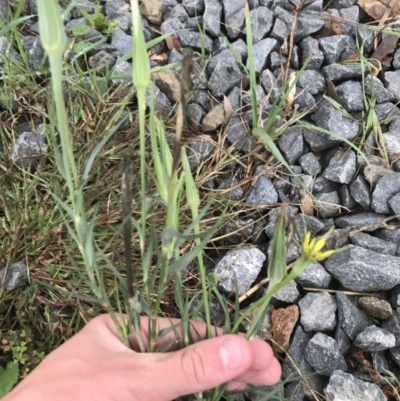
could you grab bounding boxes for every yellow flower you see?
[302,231,336,262]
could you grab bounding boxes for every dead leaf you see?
[343,53,361,62]
[370,34,399,69]
[330,21,342,34]
[165,36,182,51]
[357,0,400,21]
[301,194,314,215]
[311,27,337,40]
[325,79,341,103]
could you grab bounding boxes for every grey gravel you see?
[365,75,396,103]
[219,175,243,201]
[299,292,337,332]
[0,261,28,292]
[383,131,400,157]
[374,102,399,121]
[312,176,335,195]
[222,0,245,39]
[336,80,364,112]
[111,27,133,57]
[259,69,281,103]
[270,17,290,44]
[203,0,222,36]
[0,37,23,66]
[319,35,348,64]
[335,325,351,355]
[315,191,341,217]
[299,152,321,176]
[335,292,373,340]
[295,262,332,289]
[207,49,236,75]
[324,370,387,401]
[389,347,400,369]
[271,280,300,303]
[349,175,371,210]
[299,36,324,70]
[323,148,356,184]
[335,212,386,231]
[213,247,265,295]
[283,325,327,401]
[297,70,325,96]
[278,127,303,165]
[178,30,213,53]
[226,117,257,152]
[165,4,189,22]
[372,352,391,374]
[325,245,400,292]
[182,0,204,16]
[186,135,215,170]
[390,286,400,309]
[305,333,348,376]
[389,192,400,220]
[186,103,205,129]
[384,70,400,101]
[339,185,358,210]
[382,309,400,347]
[321,63,363,82]
[248,6,273,43]
[248,38,279,75]
[349,232,397,256]
[21,36,46,71]
[354,326,396,352]
[371,173,400,214]
[145,85,172,118]
[245,165,278,205]
[11,131,47,168]
[160,17,185,36]
[208,57,242,97]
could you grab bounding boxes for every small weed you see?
[80,3,118,35]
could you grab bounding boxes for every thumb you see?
[150,335,254,400]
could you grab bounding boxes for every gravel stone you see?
[349,175,371,210]
[383,131,400,157]
[312,176,335,195]
[241,304,274,340]
[294,89,315,111]
[358,297,393,320]
[214,247,266,295]
[371,173,400,214]
[299,152,321,176]
[326,245,400,292]
[269,51,287,71]
[299,36,324,70]
[294,214,325,237]
[145,85,172,118]
[382,309,400,346]
[0,261,28,292]
[319,35,348,64]
[374,102,399,121]
[284,325,327,400]
[338,5,359,36]
[140,0,163,24]
[0,37,23,66]
[335,212,387,231]
[0,0,8,21]
[372,352,390,374]
[389,193,400,219]
[335,325,351,355]
[277,127,303,165]
[305,333,348,376]
[202,105,225,132]
[207,49,236,75]
[111,60,133,86]
[165,4,189,22]
[186,135,215,170]
[306,106,359,151]
[390,286,400,309]
[271,305,299,352]
[11,132,47,168]
[339,185,358,210]
[349,232,397,256]
[160,0,178,14]
[248,6,273,43]
[111,27,134,57]
[182,0,204,16]
[247,38,278,75]
[315,191,341,217]
[365,76,396,103]
[355,326,396,352]
[271,280,300,303]
[226,117,257,152]
[323,148,356,184]
[259,69,281,102]
[297,70,325,95]
[208,57,242,97]
[321,63,363,83]
[335,292,373,340]
[270,17,290,43]
[160,17,185,36]
[298,292,337,332]
[336,80,364,112]
[245,165,278,205]
[21,35,47,71]
[222,0,245,39]
[274,6,324,42]
[203,0,222,36]
[154,70,181,102]
[324,370,387,401]
[186,103,205,129]
[384,70,400,101]
[295,262,332,289]
[219,175,244,201]
[389,347,400,369]
[178,31,213,53]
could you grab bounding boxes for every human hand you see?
[4,314,281,401]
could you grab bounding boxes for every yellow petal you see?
[312,238,327,255]
[314,249,335,261]
[302,231,311,253]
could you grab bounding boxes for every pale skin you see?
[3,314,281,401]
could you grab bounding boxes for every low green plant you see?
[0,362,19,398]
[80,3,117,35]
